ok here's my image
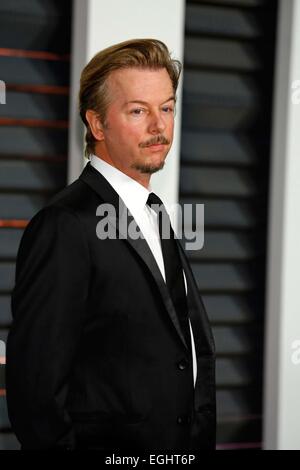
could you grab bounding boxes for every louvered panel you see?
[0,229,23,259]
[0,396,10,431]
[0,161,66,191]
[0,128,68,157]
[0,57,70,87]
[181,167,258,197]
[217,389,261,416]
[213,325,262,356]
[0,0,72,449]
[184,70,259,104]
[0,264,15,292]
[184,37,262,71]
[0,92,69,121]
[0,194,48,219]
[217,419,261,446]
[0,0,71,53]
[191,262,257,291]
[0,18,70,53]
[181,131,260,165]
[202,293,261,324]
[180,197,260,228]
[216,357,262,387]
[183,104,260,130]
[186,231,261,260]
[185,3,262,37]
[181,0,277,449]
[217,387,262,445]
[0,297,11,327]
[183,73,260,129]
[0,0,70,15]
[183,71,260,130]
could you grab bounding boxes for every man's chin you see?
[131,160,165,174]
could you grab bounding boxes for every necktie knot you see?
[146,192,171,240]
[146,192,163,211]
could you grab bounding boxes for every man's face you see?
[95,67,175,179]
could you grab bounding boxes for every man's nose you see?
[148,111,166,134]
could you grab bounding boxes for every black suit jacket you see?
[6,162,216,451]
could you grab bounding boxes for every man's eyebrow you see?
[123,96,176,106]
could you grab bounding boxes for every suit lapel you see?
[80,162,189,351]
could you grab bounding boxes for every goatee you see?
[131,160,165,174]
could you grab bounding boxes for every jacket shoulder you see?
[24,176,98,234]
[46,177,96,213]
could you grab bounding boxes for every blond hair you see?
[79,38,182,158]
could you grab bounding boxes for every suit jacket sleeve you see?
[5,205,90,450]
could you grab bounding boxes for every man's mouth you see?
[146,143,166,151]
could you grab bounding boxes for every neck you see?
[92,154,151,189]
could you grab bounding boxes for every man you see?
[6,39,216,451]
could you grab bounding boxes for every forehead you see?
[107,67,174,102]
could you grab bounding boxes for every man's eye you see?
[162,107,174,113]
[130,108,144,115]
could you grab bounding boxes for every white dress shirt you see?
[90,155,197,386]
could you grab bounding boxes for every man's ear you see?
[85,110,105,141]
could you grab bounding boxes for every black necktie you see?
[146,192,192,350]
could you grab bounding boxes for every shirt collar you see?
[90,154,152,213]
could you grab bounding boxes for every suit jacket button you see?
[177,415,192,425]
[177,359,189,370]
[198,405,212,415]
